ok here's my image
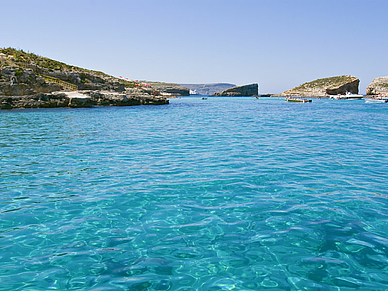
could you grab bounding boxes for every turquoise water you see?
[1,97,388,290]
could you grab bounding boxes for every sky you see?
[1,0,387,94]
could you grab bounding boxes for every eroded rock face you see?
[0,68,61,96]
[212,83,258,96]
[0,89,169,109]
[276,75,360,97]
[0,93,70,109]
[366,76,388,95]
[86,89,169,106]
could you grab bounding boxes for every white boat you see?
[365,98,388,103]
[330,91,363,100]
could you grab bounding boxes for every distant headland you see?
[179,83,236,95]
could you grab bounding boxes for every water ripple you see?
[1,99,388,289]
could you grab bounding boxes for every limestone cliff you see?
[366,76,388,95]
[275,75,360,97]
[212,83,258,97]
[0,48,169,108]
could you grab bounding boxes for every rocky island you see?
[0,48,170,109]
[366,76,388,95]
[211,83,258,97]
[275,75,360,97]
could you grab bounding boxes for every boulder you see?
[366,76,388,95]
[275,75,360,97]
[212,83,258,96]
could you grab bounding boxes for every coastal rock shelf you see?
[276,75,360,97]
[0,89,168,109]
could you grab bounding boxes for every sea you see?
[1,97,388,290]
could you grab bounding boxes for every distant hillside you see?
[0,47,169,108]
[0,47,186,95]
[145,81,189,96]
[179,83,236,95]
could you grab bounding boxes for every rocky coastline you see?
[0,89,169,110]
[0,48,169,109]
[3,48,388,107]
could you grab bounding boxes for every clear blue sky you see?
[1,0,387,93]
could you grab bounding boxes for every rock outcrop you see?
[0,48,169,109]
[366,76,388,95]
[275,75,360,97]
[212,83,258,97]
[0,88,168,109]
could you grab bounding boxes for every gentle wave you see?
[1,98,388,289]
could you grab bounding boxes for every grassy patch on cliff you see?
[295,75,357,90]
[0,47,138,87]
[1,47,115,79]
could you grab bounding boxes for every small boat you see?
[365,98,388,103]
[285,97,312,103]
[190,89,198,95]
[201,97,208,100]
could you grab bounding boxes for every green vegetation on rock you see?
[295,75,357,90]
[0,47,126,82]
[276,75,360,97]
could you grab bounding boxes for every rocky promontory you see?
[366,76,388,95]
[0,48,169,109]
[275,75,360,97]
[211,83,258,97]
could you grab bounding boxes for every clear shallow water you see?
[1,97,388,290]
